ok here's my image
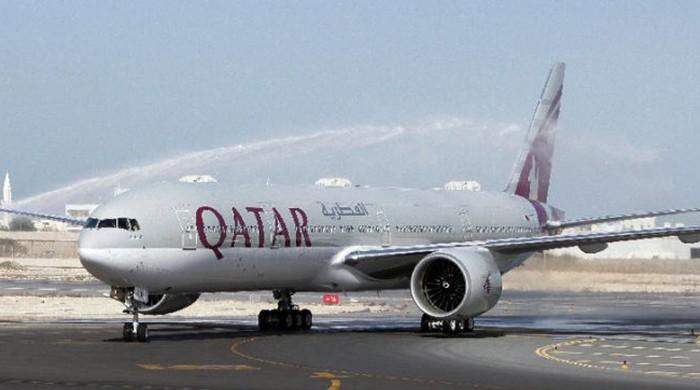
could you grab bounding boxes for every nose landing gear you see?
[121,292,149,342]
[258,290,313,331]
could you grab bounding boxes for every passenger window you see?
[129,219,140,231]
[84,218,98,229]
[117,218,130,230]
[98,219,116,229]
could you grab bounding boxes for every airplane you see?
[4,62,700,342]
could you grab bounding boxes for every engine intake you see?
[410,248,502,319]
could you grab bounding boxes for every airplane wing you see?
[344,224,700,263]
[548,207,700,230]
[0,207,87,226]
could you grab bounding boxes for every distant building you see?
[65,204,99,232]
[1,172,11,229]
[179,175,218,184]
[315,177,353,188]
[65,204,99,219]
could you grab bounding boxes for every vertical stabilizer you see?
[505,62,565,203]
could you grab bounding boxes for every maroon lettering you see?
[271,207,291,247]
[245,207,265,248]
[230,207,252,248]
[196,206,227,260]
[289,207,312,247]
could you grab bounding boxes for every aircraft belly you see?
[104,247,339,293]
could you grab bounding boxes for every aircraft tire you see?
[136,323,149,342]
[258,310,270,331]
[442,320,459,335]
[123,323,134,342]
[300,309,312,330]
[420,314,430,332]
[281,311,294,330]
[465,317,475,332]
[292,311,303,330]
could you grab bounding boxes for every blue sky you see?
[1,1,700,216]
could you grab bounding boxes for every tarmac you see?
[2,284,700,389]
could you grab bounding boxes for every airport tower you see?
[1,172,11,228]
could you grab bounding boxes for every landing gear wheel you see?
[136,323,149,342]
[300,309,312,330]
[292,311,303,330]
[259,290,314,332]
[258,310,270,331]
[122,323,134,342]
[281,311,294,330]
[464,317,475,332]
[420,314,431,332]
[448,319,459,334]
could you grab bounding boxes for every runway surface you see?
[2,290,700,389]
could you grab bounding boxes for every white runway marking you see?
[5,287,24,290]
[610,353,639,357]
[658,363,693,368]
[653,347,682,352]
[38,288,57,291]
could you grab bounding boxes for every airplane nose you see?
[78,247,126,285]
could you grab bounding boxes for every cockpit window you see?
[98,219,116,229]
[90,217,141,231]
[117,218,130,230]
[85,218,98,229]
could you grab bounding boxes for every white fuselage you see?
[78,182,554,294]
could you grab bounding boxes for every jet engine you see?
[410,247,502,319]
[110,287,200,315]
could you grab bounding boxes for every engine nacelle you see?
[110,287,200,315]
[410,247,502,319]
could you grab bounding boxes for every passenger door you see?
[174,208,197,250]
[377,206,392,247]
[459,208,474,241]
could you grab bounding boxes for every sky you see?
[1,1,700,217]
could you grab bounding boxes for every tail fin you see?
[505,62,565,203]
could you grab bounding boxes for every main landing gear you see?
[420,314,474,335]
[122,292,149,342]
[258,290,313,331]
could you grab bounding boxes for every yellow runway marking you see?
[311,371,346,390]
[535,339,700,380]
[230,337,502,389]
[138,363,259,371]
